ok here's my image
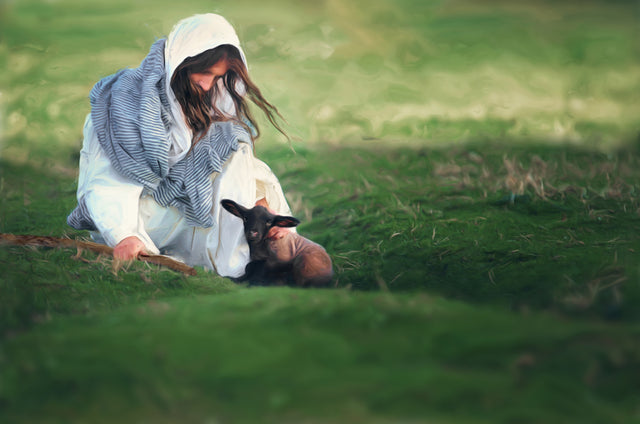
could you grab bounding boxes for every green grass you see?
[1,0,640,423]
[3,289,639,424]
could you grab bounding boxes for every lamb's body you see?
[249,231,333,287]
[221,199,333,287]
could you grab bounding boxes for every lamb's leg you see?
[292,251,333,287]
[230,260,267,285]
[238,260,289,286]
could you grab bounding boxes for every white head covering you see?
[163,14,248,165]
[165,13,248,82]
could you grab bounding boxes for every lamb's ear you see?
[273,215,300,228]
[221,199,248,218]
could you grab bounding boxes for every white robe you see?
[77,114,292,278]
[74,14,292,278]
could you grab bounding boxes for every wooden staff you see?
[0,233,197,276]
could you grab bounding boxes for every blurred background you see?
[1,0,639,165]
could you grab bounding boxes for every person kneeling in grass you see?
[68,13,293,278]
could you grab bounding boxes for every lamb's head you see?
[221,199,300,244]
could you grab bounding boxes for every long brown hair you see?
[170,44,286,142]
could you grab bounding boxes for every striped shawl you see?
[68,39,251,230]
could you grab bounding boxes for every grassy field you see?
[1,0,640,423]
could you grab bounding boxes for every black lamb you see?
[221,199,333,287]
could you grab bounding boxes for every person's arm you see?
[83,180,151,260]
[77,116,160,260]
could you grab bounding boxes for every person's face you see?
[188,59,229,92]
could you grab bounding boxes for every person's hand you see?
[267,225,291,240]
[113,236,146,261]
[255,198,291,240]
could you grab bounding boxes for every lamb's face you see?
[243,206,274,244]
[220,199,300,246]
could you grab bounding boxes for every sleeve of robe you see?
[76,114,161,254]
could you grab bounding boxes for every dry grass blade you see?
[503,155,554,198]
[561,266,627,310]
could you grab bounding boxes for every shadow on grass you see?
[261,139,640,321]
[2,138,640,326]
